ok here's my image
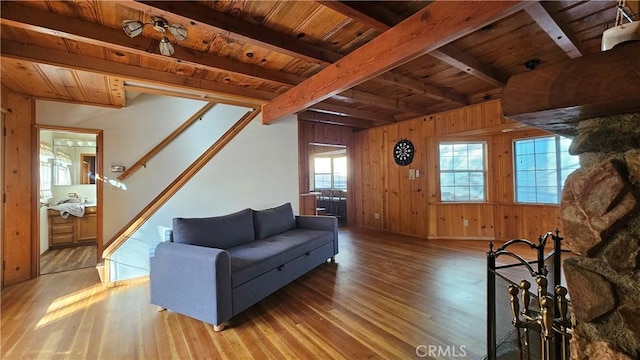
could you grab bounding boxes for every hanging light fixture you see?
[601,0,639,51]
[122,16,188,56]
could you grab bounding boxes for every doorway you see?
[309,144,348,224]
[37,127,103,275]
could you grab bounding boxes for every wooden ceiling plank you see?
[0,2,304,87]
[1,40,273,105]
[262,1,527,124]
[128,0,342,64]
[297,110,373,129]
[129,0,448,112]
[128,0,471,113]
[309,102,395,124]
[319,1,507,91]
[316,1,390,32]
[524,2,584,59]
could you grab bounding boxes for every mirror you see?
[44,131,97,185]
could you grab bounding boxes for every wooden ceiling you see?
[1,1,637,129]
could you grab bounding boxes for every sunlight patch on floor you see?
[35,283,106,329]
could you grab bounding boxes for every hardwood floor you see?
[2,228,547,359]
[40,245,97,275]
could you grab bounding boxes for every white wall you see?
[37,94,299,282]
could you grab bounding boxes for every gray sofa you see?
[149,203,338,331]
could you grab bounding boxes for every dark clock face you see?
[393,139,414,166]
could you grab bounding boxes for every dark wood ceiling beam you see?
[335,90,432,116]
[309,102,395,124]
[319,0,509,88]
[375,72,468,105]
[129,1,342,64]
[428,45,509,87]
[524,1,584,59]
[263,1,528,124]
[0,40,273,106]
[298,111,373,129]
[0,2,303,88]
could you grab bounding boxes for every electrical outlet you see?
[463,219,469,227]
[409,168,415,180]
[374,213,380,219]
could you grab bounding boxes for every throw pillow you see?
[253,202,296,240]
[173,208,255,249]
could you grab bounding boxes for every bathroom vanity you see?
[48,205,97,248]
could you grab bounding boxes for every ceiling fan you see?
[122,16,188,56]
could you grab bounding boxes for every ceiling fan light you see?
[159,37,175,56]
[168,24,188,41]
[122,20,144,38]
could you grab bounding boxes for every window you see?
[313,156,347,190]
[439,142,486,202]
[514,136,579,204]
[55,150,73,186]
[39,142,54,201]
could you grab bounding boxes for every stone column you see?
[560,113,640,359]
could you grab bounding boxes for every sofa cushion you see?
[228,229,333,287]
[252,202,296,240]
[172,208,255,249]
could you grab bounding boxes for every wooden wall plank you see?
[352,100,563,242]
[2,91,35,286]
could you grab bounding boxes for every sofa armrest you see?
[150,242,232,326]
[296,215,339,255]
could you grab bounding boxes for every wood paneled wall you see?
[352,99,562,241]
[2,89,36,286]
[298,121,354,224]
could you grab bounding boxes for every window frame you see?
[512,135,579,205]
[312,155,347,190]
[438,141,488,203]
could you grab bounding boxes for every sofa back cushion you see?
[172,208,255,249]
[253,202,296,240]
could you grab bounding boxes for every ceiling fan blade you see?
[168,24,188,41]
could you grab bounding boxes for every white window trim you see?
[438,141,488,203]
[512,135,578,205]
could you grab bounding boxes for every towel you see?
[49,203,85,218]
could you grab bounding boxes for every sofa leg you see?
[331,256,335,262]
[157,306,167,312]
[213,321,229,332]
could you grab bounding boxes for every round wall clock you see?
[393,138,414,166]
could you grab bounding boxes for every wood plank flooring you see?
[2,227,548,359]
[40,245,97,275]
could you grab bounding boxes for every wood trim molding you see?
[117,102,217,181]
[262,1,527,124]
[101,109,261,284]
